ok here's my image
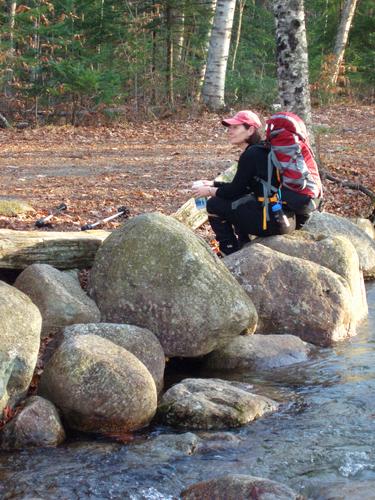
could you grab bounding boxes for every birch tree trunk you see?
[9,0,17,53]
[273,0,313,137]
[202,0,236,111]
[193,0,217,103]
[330,0,358,86]
[174,0,185,62]
[5,1,17,96]
[166,1,174,105]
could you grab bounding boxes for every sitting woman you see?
[192,110,322,256]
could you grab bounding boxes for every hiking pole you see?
[35,203,67,228]
[80,206,130,231]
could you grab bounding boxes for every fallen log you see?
[0,229,110,270]
[173,162,238,230]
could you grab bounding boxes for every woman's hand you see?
[192,184,217,198]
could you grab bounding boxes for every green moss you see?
[0,199,35,216]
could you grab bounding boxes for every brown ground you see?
[0,103,374,234]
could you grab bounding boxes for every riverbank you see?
[0,282,374,499]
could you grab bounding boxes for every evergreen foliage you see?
[0,0,373,123]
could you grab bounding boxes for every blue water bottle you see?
[271,202,290,232]
[192,181,207,210]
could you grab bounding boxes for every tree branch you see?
[320,167,375,203]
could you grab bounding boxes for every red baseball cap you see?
[222,110,262,129]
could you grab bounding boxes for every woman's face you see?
[227,124,254,146]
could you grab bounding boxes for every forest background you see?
[0,0,374,121]
[0,0,374,233]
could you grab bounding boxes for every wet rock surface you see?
[181,474,303,499]
[0,396,65,449]
[204,334,312,372]
[158,378,278,430]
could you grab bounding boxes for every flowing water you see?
[1,283,375,499]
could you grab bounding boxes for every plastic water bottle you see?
[192,181,207,210]
[271,202,290,231]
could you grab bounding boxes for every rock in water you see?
[158,378,277,430]
[181,474,302,499]
[0,396,65,449]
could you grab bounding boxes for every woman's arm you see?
[214,148,256,200]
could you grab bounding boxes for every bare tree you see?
[330,0,358,85]
[202,0,236,110]
[273,0,313,131]
[231,0,246,71]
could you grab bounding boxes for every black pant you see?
[207,195,296,255]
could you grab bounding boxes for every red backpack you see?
[265,111,322,199]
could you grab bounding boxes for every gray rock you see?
[63,323,165,393]
[258,232,368,324]
[181,474,303,499]
[314,480,375,499]
[304,212,375,279]
[38,334,157,434]
[0,281,41,417]
[351,217,375,240]
[133,432,201,460]
[225,243,353,347]
[15,263,100,338]
[158,378,277,430]
[205,334,312,372]
[1,396,65,449]
[89,213,257,358]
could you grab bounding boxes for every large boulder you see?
[157,378,277,430]
[181,474,302,500]
[89,213,257,358]
[0,281,41,416]
[38,334,157,434]
[204,334,312,372]
[15,264,100,338]
[225,244,353,347]
[0,396,65,449]
[63,323,165,393]
[303,212,375,279]
[258,232,368,324]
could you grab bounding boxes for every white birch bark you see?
[331,0,358,85]
[194,0,217,102]
[273,0,313,131]
[175,1,185,62]
[202,0,236,110]
[9,0,17,53]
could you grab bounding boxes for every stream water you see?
[1,283,375,499]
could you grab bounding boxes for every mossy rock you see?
[0,199,35,216]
